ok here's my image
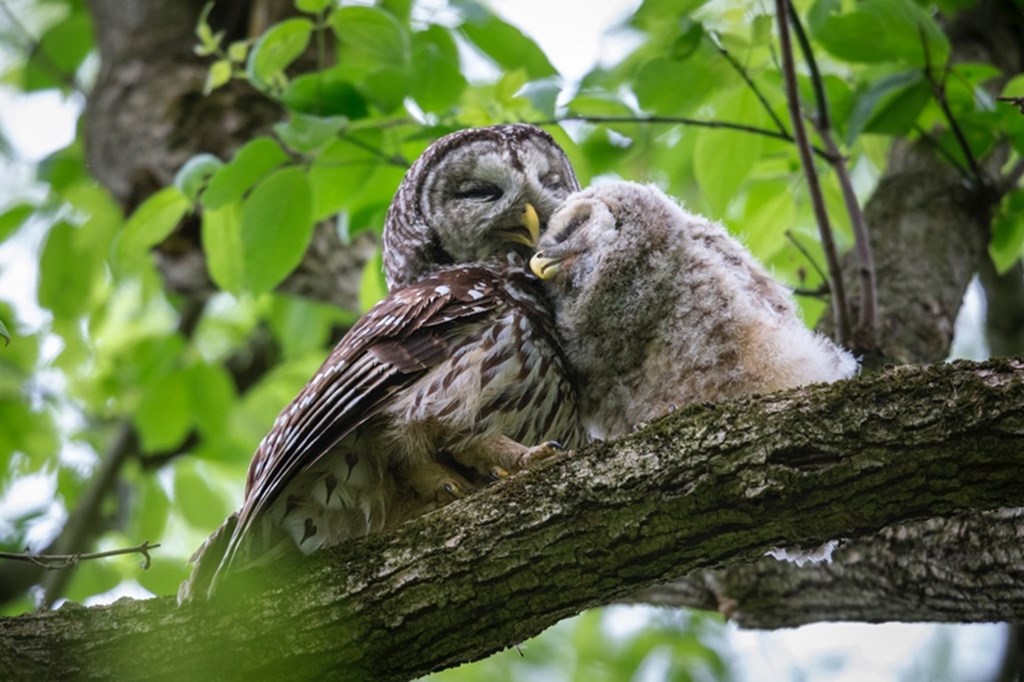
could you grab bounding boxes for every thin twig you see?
[775,0,850,345]
[709,32,789,135]
[339,133,409,168]
[919,26,984,186]
[793,284,831,298]
[534,114,831,158]
[787,7,877,348]
[913,124,973,182]
[0,541,160,570]
[786,230,830,285]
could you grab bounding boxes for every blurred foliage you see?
[0,0,1020,677]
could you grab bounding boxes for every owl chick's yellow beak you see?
[496,203,541,248]
[530,251,563,280]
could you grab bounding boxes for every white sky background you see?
[0,0,1006,679]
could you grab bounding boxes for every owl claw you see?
[438,479,466,503]
[518,440,564,467]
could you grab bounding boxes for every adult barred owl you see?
[531,181,858,440]
[179,125,584,601]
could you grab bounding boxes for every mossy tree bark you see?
[1,359,1022,680]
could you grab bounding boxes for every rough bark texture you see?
[1,359,1022,681]
[635,508,1024,627]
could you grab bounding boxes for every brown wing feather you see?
[218,266,503,574]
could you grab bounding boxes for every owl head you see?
[530,181,680,299]
[383,124,579,289]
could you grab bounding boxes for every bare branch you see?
[774,0,851,345]
[708,32,790,135]
[919,26,985,186]
[0,542,160,571]
[532,114,831,158]
[785,6,878,350]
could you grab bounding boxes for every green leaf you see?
[847,70,929,142]
[134,476,171,542]
[227,40,250,63]
[0,203,35,242]
[282,67,370,118]
[23,12,93,92]
[671,19,704,60]
[741,181,796,262]
[307,134,384,220]
[0,317,8,347]
[240,168,314,295]
[184,362,237,442]
[247,17,314,90]
[296,0,332,13]
[634,54,720,116]
[989,190,1024,274]
[202,202,245,294]
[811,0,950,68]
[174,461,231,530]
[136,558,189,599]
[409,27,466,114]
[273,113,348,153]
[38,221,92,319]
[458,7,556,79]
[362,66,410,112]
[330,6,410,73]
[174,154,224,201]
[134,369,192,452]
[693,88,765,215]
[116,186,191,270]
[269,295,344,359]
[202,137,288,210]
[204,58,233,94]
[359,245,388,312]
[64,555,121,603]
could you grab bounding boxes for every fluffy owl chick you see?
[531,181,857,439]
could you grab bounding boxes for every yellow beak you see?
[530,252,563,280]
[496,203,541,248]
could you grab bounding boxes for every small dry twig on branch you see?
[0,541,160,570]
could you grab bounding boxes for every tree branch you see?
[786,4,878,351]
[0,541,160,570]
[1,359,1021,680]
[532,114,830,158]
[634,509,1024,627]
[774,0,850,345]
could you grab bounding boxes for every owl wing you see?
[222,266,505,572]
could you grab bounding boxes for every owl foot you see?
[448,435,565,480]
[402,458,475,507]
[518,440,564,467]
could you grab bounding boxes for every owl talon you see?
[518,440,564,467]
[489,466,510,480]
[438,480,466,503]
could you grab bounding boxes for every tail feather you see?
[177,513,238,604]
